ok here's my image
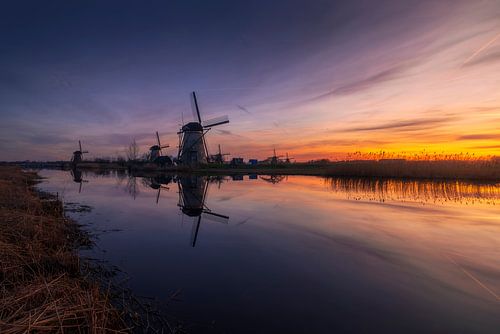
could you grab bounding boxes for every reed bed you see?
[0,166,128,333]
[324,159,499,180]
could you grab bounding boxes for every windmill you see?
[71,141,88,164]
[270,148,284,165]
[210,144,230,164]
[285,152,295,164]
[177,175,229,247]
[149,131,172,166]
[177,92,229,166]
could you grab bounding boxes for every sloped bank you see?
[0,167,128,333]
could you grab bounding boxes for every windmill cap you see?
[182,122,203,132]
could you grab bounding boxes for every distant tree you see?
[126,139,140,161]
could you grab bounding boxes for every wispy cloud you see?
[306,64,410,102]
[462,50,500,68]
[457,134,500,140]
[339,117,455,133]
[236,104,251,114]
[461,31,500,67]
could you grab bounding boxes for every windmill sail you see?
[203,115,229,128]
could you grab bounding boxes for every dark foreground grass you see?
[0,167,128,333]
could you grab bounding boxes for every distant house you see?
[230,157,244,166]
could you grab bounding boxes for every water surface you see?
[38,170,500,333]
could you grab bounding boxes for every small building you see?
[230,157,244,166]
[248,159,258,165]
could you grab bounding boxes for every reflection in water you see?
[70,168,88,193]
[178,175,229,247]
[326,178,500,205]
[38,170,500,334]
[259,174,287,184]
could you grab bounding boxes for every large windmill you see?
[177,92,229,166]
[149,131,172,166]
[71,141,88,164]
[177,175,229,247]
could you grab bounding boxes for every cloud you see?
[216,129,233,135]
[457,134,500,140]
[462,50,500,67]
[307,64,409,102]
[236,104,251,114]
[339,117,455,132]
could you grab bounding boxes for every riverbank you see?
[0,167,127,333]
[6,158,499,181]
[196,159,500,181]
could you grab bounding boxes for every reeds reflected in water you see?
[326,178,500,205]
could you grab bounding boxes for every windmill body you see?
[149,131,172,166]
[179,122,207,166]
[71,141,88,165]
[177,92,229,167]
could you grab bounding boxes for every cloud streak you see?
[339,118,456,133]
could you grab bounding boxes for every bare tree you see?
[126,139,140,161]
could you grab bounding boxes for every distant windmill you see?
[149,131,172,166]
[177,175,229,247]
[71,141,88,164]
[285,152,295,163]
[270,148,284,165]
[210,144,230,164]
[177,92,229,166]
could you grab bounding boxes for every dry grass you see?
[324,159,499,180]
[0,167,128,333]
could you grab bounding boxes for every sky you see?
[0,0,499,161]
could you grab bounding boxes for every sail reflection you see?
[326,178,499,205]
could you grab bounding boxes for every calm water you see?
[38,170,500,333]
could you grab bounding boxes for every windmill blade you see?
[156,187,161,204]
[156,131,161,147]
[82,151,89,154]
[202,211,229,224]
[79,140,82,152]
[203,115,229,128]
[78,182,82,193]
[191,216,201,247]
[192,91,202,124]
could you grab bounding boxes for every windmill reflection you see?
[70,169,88,193]
[259,175,287,184]
[144,175,173,203]
[178,175,229,247]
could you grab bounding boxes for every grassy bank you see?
[0,167,127,333]
[196,159,499,180]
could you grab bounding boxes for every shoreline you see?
[13,159,498,181]
[0,166,128,332]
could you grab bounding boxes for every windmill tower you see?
[177,175,229,247]
[149,131,170,163]
[71,141,88,164]
[177,92,229,166]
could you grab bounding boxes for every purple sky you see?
[1,0,499,161]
